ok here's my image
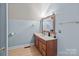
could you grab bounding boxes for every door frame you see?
[6,3,8,56]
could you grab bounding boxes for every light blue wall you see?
[8,20,40,47]
[48,3,79,56]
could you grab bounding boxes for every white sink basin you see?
[43,35,56,41]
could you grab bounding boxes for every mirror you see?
[40,13,56,37]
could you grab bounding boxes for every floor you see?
[8,46,42,56]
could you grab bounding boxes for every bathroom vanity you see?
[34,13,57,56]
[34,33,57,56]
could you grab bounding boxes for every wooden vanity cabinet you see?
[34,34,57,56]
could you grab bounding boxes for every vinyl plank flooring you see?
[8,46,41,56]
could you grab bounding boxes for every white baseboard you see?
[8,43,34,50]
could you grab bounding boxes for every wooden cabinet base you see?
[34,34,57,56]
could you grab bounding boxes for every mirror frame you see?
[40,13,56,35]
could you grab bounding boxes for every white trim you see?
[6,3,8,56]
[8,43,34,50]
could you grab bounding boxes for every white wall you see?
[49,3,79,56]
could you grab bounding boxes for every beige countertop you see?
[34,33,56,41]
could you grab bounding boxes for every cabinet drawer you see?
[39,41,46,51]
[39,46,46,56]
[41,49,46,56]
[39,38,46,44]
[39,41,46,56]
[39,41,42,51]
[42,43,46,51]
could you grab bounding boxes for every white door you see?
[0,3,7,56]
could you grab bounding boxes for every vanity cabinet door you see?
[35,36,39,48]
[47,40,57,56]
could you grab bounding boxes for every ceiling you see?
[8,3,57,20]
